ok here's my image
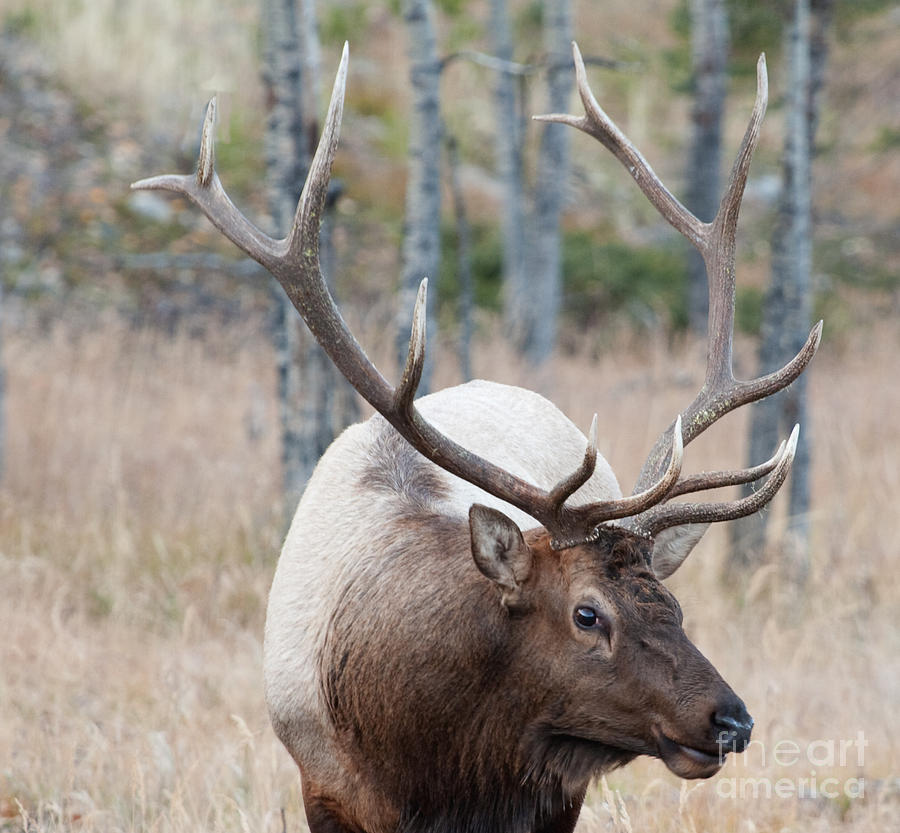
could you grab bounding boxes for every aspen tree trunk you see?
[729,0,832,586]
[807,0,835,147]
[0,279,4,481]
[685,0,728,334]
[489,0,528,348]
[398,0,442,392]
[0,191,5,480]
[262,0,341,510]
[524,0,572,365]
[446,135,473,381]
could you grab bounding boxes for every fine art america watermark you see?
[716,731,868,800]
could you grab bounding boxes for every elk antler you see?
[132,43,684,550]
[535,43,821,535]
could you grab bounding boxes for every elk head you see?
[469,506,753,785]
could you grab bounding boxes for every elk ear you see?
[650,523,710,580]
[469,504,532,607]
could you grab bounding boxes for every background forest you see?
[0,0,898,831]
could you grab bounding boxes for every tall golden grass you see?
[1,306,897,832]
[4,0,263,125]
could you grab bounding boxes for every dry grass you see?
[4,0,263,126]
[1,306,897,833]
[0,310,298,832]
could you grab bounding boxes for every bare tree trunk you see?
[397,0,442,393]
[299,0,321,146]
[685,0,728,334]
[524,0,572,365]
[262,0,342,510]
[0,278,4,482]
[729,0,831,587]
[807,0,835,149]
[489,0,528,348]
[320,201,361,432]
[446,134,473,381]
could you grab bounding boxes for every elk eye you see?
[574,606,602,630]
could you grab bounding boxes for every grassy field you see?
[1,306,897,832]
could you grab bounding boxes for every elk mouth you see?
[653,727,725,779]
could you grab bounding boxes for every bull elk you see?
[134,42,821,833]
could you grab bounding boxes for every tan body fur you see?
[264,381,620,829]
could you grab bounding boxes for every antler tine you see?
[197,95,216,187]
[549,417,685,549]
[534,43,705,250]
[665,439,785,500]
[548,414,599,509]
[634,426,800,537]
[587,414,684,520]
[132,99,282,270]
[286,40,349,264]
[548,416,684,550]
[253,43,403,414]
[702,53,769,390]
[395,278,428,414]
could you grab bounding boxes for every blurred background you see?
[0,0,897,831]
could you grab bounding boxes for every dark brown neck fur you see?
[319,515,645,832]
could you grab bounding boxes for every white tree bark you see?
[523,0,572,365]
[730,0,833,586]
[397,0,442,392]
[446,134,473,381]
[685,0,728,334]
[490,0,528,348]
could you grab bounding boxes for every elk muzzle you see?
[653,692,753,780]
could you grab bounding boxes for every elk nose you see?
[712,700,754,753]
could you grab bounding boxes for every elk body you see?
[134,43,821,833]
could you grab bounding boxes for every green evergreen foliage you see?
[668,0,786,85]
[726,0,788,74]
[3,6,39,35]
[446,14,484,50]
[435,0,468,15]
[438,223,504,315]
[321,2,369,45]
[212,112,267,200]
[515,1,544,38]
[562,235,689,331]
[671,0,894,84]
[438,224,694,335]
[736,285,765,334]
[871,126,900,152]
[834,0,895,27]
